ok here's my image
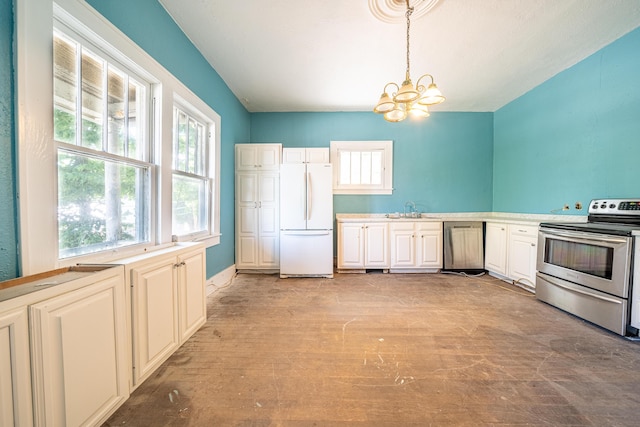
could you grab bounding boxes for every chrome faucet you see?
[404,201,416,217]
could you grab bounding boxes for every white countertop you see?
[335,212,587,225]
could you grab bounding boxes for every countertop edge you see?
[335,212,587,225]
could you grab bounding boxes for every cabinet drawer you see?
[509,224,538,236]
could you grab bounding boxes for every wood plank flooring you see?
[104,272,640,426]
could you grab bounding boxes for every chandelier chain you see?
[405,0,414,79]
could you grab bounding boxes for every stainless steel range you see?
[537,199,640,336]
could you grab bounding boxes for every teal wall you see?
[85,0,250,278]
[251,112,494,214]
[493,26,640,214]
[0,0,18,281]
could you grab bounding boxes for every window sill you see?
[333,189,393,195]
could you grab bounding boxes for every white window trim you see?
[170,94,220,244]
[16,0,220,274]
[330,140,394,195]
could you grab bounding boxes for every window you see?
[172,105,214,240]
[16,0,221,274]
[330,141,393,195]
[54,31,152,258]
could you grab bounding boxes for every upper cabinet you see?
[282,147,329,164]
[236,144,281,170]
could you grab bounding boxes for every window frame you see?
[16,0,220,274]
[53,26,155,259]
[171,97,217,242]
[330,140,394,195]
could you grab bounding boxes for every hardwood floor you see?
[104,272,640,426]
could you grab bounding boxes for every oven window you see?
[544,239,613,279]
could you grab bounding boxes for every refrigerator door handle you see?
[306,171,311,221]
[282,230,332,236]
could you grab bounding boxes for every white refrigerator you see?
[279,163,333,278]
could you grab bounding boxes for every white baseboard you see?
[206,264,237,295]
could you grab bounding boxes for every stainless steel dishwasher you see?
[443,222,485,271]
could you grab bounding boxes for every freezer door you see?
[306,163,333,230]
[280,230,333,277]
[280,163,307,229]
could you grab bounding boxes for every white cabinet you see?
[508,224,538,288]
[177,248,207,342]
[390,221,443,271]
[416,222,443,269]
[485,221,538,290]
[130,255,179,387]
[337,222,389,270]
[235,143,281,271]
[485,222,508,275]
[282,147,329,164]
[123,244,207,389]
[29,270,129,426]
[235,143,281,171]
[235,170,280,270]
[0,306,32,426]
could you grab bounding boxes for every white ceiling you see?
[158,0,640,113]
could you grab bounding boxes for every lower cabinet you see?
[337,222,389,270]
[0,244,206,424]
[0,306,32,426]
[485,221,538,289]
[30,272,129,426]
[508,225,538,287]
[337,220,443,272]
[390,221,443,271]
[123,243,207,389]
[485,222,508,275]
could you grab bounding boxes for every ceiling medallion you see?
[368,0,440,24]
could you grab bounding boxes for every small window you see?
[171,105,214,240]
[330,141,393,195]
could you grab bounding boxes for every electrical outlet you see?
[575,202,582,210]
[563,204,570,211]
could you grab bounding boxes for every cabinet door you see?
[178,249,207,343]
[0,307,32,427]
[235,144,258,170]
[417,231,443,268]
[235,144,281,170]
[390,224,415,268]
[365,223,389,268]
[30,274,128,426]
[508,226,538,287]
[338,223,364,268]
[282,147,306,164]
[236,172,258,268]
[485,222,508,275]
[131,257,179,387]
[306,147,329,163]
[258,172,280,267]
[258,144,281,170]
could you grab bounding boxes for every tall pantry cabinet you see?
[235,144,282,271]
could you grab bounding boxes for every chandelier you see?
[373,0,445,122]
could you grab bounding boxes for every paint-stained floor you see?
[104,272,640,426]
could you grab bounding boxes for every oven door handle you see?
[540,229,629,245]
[540,274,623,304]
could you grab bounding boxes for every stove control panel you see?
[589,199,640,214]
